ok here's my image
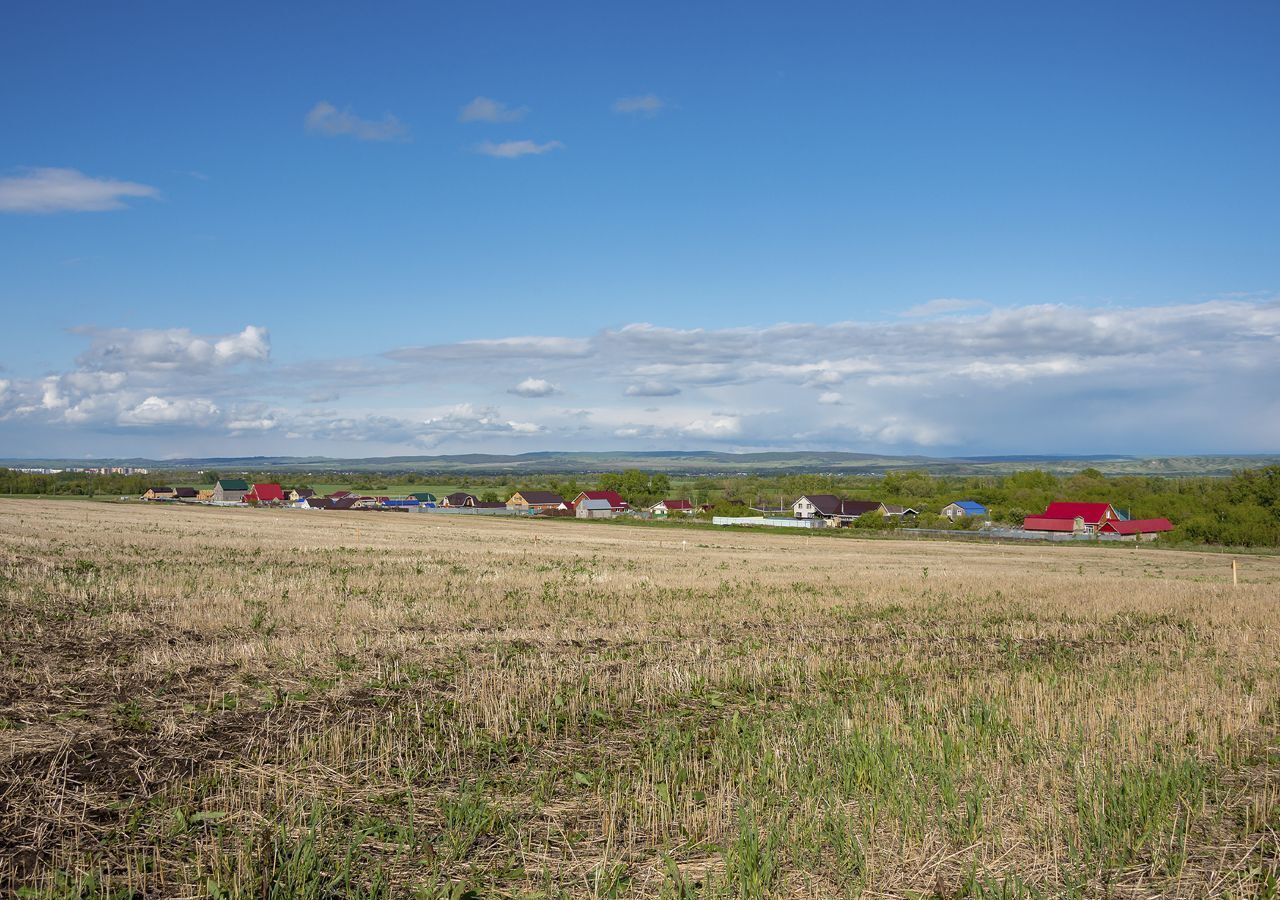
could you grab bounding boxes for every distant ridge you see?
[3,451,1277,477]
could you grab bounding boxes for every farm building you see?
[576,498,616,519]
[570,491,629,512]
[245,483,285,505]
[173,487,198,501]
[142,487,175,501]
[941,500,987,520]
[650,499,694,515]
[443,492,478,508]
[1022,515,1084,534]
[195,489,214,502]
[212,479,249,503]
[506,490,567,512]
[1098,518,1174,541]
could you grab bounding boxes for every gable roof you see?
[173,487,198,498]
[291,488,315,499]
[579,498,614,511]
[513,490,565,505]
[1098,518,1173,534]
[445,492,477,505]
[655,499,693,510]
[951,500,987,513]
[1042,501,1115,524]
[215,478,249,491]
[1023,515,1079,532]
[247,483,285,502]
[408,492,437,502]
[573,490,628,509]
[880,504,918,515]
[146,486,175,494]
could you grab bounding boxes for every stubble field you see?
[0,500,1277,898]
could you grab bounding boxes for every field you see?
[1,501,1277,898]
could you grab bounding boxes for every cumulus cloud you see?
[458,96,528,123]
[75,325,270,372]
[118,396,220,426]
[305,101,408,141]
[613,94,665,116]
[0,167,158,214]
[508,377,559,397]
[475,139,564,158]
[817,391,843,405]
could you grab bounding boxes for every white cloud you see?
[508,377,559,397]
[0,167,158,214]
[458,96,528,123]
[475,139,564,159]
[613,94,665,116]
[305,101,408,141]
[118,396,220,426]
[817,391,843,405]
[75,325,270,372]
[625,380,681,397]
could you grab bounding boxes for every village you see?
[136,479,1175,541]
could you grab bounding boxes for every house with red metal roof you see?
[1041,501,1118,531]
[1022,514,1084,534]
[1097,518,1174,540]
[245,483,285,505]
[650,499,694,515]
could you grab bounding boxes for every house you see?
[650,499,694,515]
[408,492,437,504]
[443,492,478,508]
[245,483,285,505]
[212,479,249,503]
[1041,501,1118,533]
[880,504,919,518]
[306,496,356,511]
[570,490,629,512]
[941,500,988,520]
[507,490,567,512]
[173,487,198,501]
[142,486,175,501]
[576,498,616,519]
[792,495,883,525]
[288,488,315,503]
[327,490,354,500]
[1098,518,1174,541]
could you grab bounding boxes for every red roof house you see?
[1098,518,1174,536]
[245,483,285,504]
[1042,502,1118,528]
[570,490,629,511]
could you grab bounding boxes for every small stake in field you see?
[1232,558,1237,586]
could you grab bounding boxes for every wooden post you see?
[1232,558,1238,586]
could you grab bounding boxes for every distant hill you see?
[3,451,1278,477]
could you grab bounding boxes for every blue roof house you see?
[941,500,988,520]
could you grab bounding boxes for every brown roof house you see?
[507,490,566,512]
[791,495,885,526]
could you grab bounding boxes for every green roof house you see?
[409,492,437,503]
[213,478,250,503]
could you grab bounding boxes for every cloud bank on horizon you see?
[0,299,1276,458]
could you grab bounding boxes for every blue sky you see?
[1,1,1278,458]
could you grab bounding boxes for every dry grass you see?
[1,499,1277,898]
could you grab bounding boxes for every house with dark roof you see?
[443,492,478,508]
[173,487,198,501]
[212,479,249,503]
[792,495,885,525]
[506,490,566,512]
[472,501,508,509]
[142,486,176,501]
[941,500,988,520]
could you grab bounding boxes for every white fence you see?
[712,516,825,529]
